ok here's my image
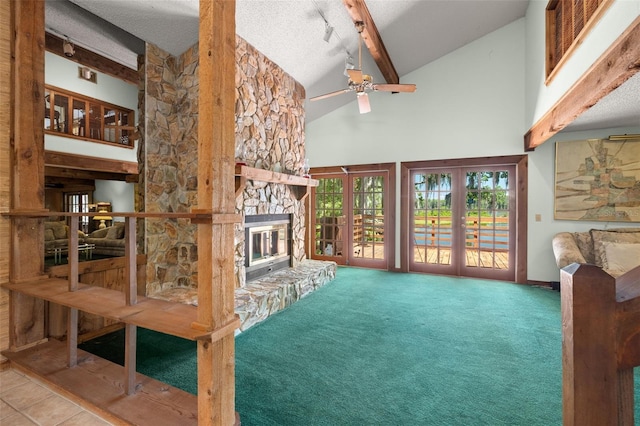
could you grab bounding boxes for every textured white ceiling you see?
[46,0,639,129]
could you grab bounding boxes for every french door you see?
[311,164,394,269]
[408,165,516,281]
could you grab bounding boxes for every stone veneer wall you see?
[143,37,306,295]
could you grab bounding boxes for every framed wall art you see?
[555,138,640,222]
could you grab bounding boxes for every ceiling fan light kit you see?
[310,21,416,114]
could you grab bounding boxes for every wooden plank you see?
[10,0,47,349]
[4,210,240,223]
[3,339,198,425]
[236,164,319,187]
[67,308,78,367]
[2,278,211,341]
[45,151,138,175]
[124,324,136,395]
[525,16,640,151]
[198,1,238,424]
[0,0,11,362]
[125,217,137,305]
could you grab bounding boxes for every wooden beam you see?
[45,151,138,175]
[45,166,133,182]
[525,15,640,151]
[10,0,47,348]
[342,0,399,84]
[197,1,238,425]
[45,32,139,85]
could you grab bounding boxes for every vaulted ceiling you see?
[45,0,639,130]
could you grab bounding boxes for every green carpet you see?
[80,267,640,425]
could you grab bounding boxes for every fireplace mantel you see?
[235,164,319,200]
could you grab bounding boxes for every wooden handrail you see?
[561,263,640,425]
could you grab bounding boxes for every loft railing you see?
[560,263,640,425]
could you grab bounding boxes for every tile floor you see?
[0,368,113,426]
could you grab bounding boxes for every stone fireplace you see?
[143,35,308,295]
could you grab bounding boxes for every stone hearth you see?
[152,259,336,333]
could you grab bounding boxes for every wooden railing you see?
[352,214,385,243]
[413,215,509,251]
[561,263,640,425]
[3,210,241,395]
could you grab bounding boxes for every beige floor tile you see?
[0,369,29,392]
[21,394,83,426]
[1,398,19,420]
[2,411,38,425]
[58,410,114,426]
[0,380,52,410]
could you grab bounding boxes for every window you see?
[44,85,135,148]
[545,0,612,81]
[65,192,90,233]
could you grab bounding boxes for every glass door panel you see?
[460,167,514,280]
[352,175,385,263]
[410,171,456,274]
[314,177,345,259]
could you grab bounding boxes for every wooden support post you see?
[67,308,78,367]
[124,217,137,305]
[124,323,137,395]
[9,0,47,349]
[198,1,238,424]
[68,216,79,291]
[561,263,640,425]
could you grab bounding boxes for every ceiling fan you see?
[310,21,416,114]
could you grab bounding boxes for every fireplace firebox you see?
[244,214,291,281]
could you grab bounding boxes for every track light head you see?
[63,38,74,57]
[323,23,334,42]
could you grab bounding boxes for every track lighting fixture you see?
[323,22,334,42]
[63,38,75,57]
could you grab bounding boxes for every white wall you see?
[306,15,640,283]
[525,0,640,128]
[94,180,134,220]
[44,52,138,163]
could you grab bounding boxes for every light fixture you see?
[608,134,640,141]
[323,22,334,42]
[63,38,74,57]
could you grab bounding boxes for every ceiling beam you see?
[45,32,139,85]
[342,0,399,85]
[524,15,640,151]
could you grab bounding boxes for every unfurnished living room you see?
[1,0,639,425]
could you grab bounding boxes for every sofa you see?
[84,222,126,257]
[44,221,86,253]
[552,228,640,277]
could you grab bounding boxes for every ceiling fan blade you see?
[357,92,371,114]
[347,69,364,84]
[373,83,417,93]
[310,88,351,102]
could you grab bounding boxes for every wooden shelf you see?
[2,278,238,341]
[235,164,318,200]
